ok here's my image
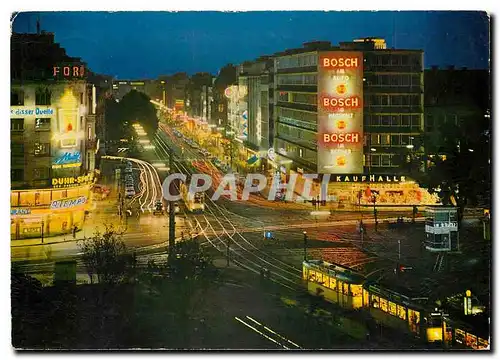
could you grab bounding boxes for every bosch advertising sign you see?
[317,52,364,174]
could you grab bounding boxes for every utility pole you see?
[41,220,44,244]
[303,231,308,261]
[168,147,176,261]
[372,194,378,231]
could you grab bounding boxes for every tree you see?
[120,90,159,135]
[423,114,491,224]
[78,226,135,285]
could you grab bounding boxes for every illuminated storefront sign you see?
[331,175,406,183]
[11,208,31,216]
[52,151,82,169]
[52,173,95,188]
[53,65,86,78]
[50,196,87,210]
[317,51,363,174]
[10,107,55,117]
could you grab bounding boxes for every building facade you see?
[273,38,424,175]
[11,32,97,239]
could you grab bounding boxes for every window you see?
[371,154,381,166]
[88,126,92,140]
[401,115,411,127]
[278,92,289,102]
[371,294,380,308]
[11,118,24,131]
[369,115,380,126]
[34,142,50,156]
[381,115,391,126]
[391,134,401,145]
[35,88,51,105]
[401,135,410,145]
[11,90,24,105]
[291,93,316,105]
[218,104,224,112]
[11,168,23,182]
[329,277,337,291]
[35,118,51,131]
[33,167,49,180]
[388,301,397,316]
[390,115,399,126]
[371,134,380,145]
[80,92,84,105]
[299,148,304,157]
[381,154,391,167]
[11,143,24,157]
[380,297,388,312]
[381,134,390,145]
[80,116,84,129]
[397,305,407,320]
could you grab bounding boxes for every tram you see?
[180,181,205,213]
[302,260,489,349]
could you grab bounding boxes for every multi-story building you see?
[211,64,238,129]
[273,38,424,175]
[10,31,97,239]
[159,72,190,112]
[234,57,275,171]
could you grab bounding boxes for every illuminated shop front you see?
[10,183,93,240]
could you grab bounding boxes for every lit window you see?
[34,142,50,156]
[397,305,407,320]
[35,118,51,131]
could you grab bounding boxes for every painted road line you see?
[245,316,301,349]
[234,316,289,349]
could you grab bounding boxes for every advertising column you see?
[317,52,363,174]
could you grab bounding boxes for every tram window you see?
[397,305,407,320]
[466,333,477,348]
[455,329,466,344]
[408,309,420,332]
[343,283,350,295]
[380,297,388,312]
[371,294,379,308]
[388,301,397,316]
[309,271,317,282]
[302,267,308,280]
[363,289,369,305]
[351,284,362,297]
[337,280,343,294]
[477,337,489,349]
[330,277,337,291]
[316,272,323,284]
[322,274,330,287]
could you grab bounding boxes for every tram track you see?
[153,128,304,290]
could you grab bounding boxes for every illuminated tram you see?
[179,181,205,213]
[303,260,489,349]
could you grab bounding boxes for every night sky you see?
[12,11,490,79]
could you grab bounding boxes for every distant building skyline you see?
[12,11,490,78]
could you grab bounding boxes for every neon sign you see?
[53,66,85,78]
[52,152,81,169]
[50,196,87,210]
[52,173,94,188]
[11,208,31,216]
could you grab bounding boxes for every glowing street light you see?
[406,144,414,149]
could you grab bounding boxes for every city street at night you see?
[9,10,491,351]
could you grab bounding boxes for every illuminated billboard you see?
[317,51,363,174]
